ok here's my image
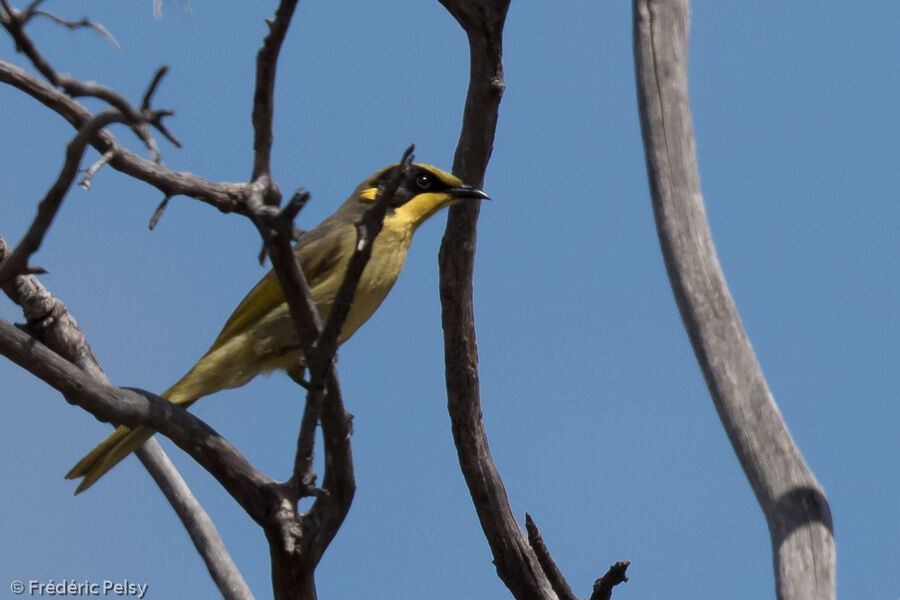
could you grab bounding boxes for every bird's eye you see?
[415,173,432,190]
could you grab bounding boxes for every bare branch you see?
[0,60,259,213]
[0,109,128,285]
[525,514,579,600]
[138,442,256,600]
[1,9,177,169]
[79,149,115,190]
[632,1,835,598]
[246,175,361,594]
[3,7,127,111]
[140,64,182,153]
[294,147,414,557]
[0,317,277,518]
[311,146,414,369]
[22,0,45,14]
[438,3,564,600]
[589,562,630,600]
[0,61,176,284]
[31,10,121,49]
[1,1,58,81]
[148,195,171,230]
[304,369,354,560]
[251,0,299,181]
[0,235,105,380]
[0,234,253,600]
[525,515,629,600]
[242,84,416,600]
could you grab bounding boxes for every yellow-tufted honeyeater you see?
[66,163,488,493]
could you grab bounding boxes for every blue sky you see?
[2,1,898,599]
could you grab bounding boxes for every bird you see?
[66,162,488,493]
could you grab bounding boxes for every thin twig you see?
[2,11,175,159]
[0,60,254,213]
[251,0,299,181]
[292,147,413,491]
[0,109,127,285]
[312,146,414,367]
[140,65,182,152]
[22,0,46,17]
[79,149,115,190]
[0,71,175,285]
[31,10,120,49]
[148,196,171,230]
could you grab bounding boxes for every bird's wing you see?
[208,229,348,352]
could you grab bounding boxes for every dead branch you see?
[251,0,299,181]
[589,562,630,600]
[525,514,579,600]
[438,1,555,599]
[0,60,176,285]
[525,515,630,600]
[30,10,120,49]
[0,59,250,212]
[0,109,137,285]
[288,151,413,492]
[439,3,628,599]
[632,1,835,598]
[137,443,256,600]
[0,317,280,516]
[0,235,254,600]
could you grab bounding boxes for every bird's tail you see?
[65,375,203,494]
[65,423,156,494]
[65,337,261,494]
[65,362,217,494]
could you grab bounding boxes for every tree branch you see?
[0,61,176,285]
[2,4,394,598]
[138,442,256,600]
[297,147,414,559]
[439,5,626,599]
[0,109,132,285]
[589,562,630,600]
[438,2,558,600]
[30,10,120,49]
[0,317,280,518]
[1,7,175,160]
[632,1,835,598]
[255,148,413,599]
[0,235,254,600]
[251,0,299,181]
[525,515,630,600]
[525,514,579,600]
[0,59,252,213]
[310,146,414,369]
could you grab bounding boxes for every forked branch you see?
[0,79,172,286]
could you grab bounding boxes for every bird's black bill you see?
[449,184,490,201]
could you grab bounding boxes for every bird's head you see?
[349,163,489,229]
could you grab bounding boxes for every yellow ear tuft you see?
[359,187,378,202]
